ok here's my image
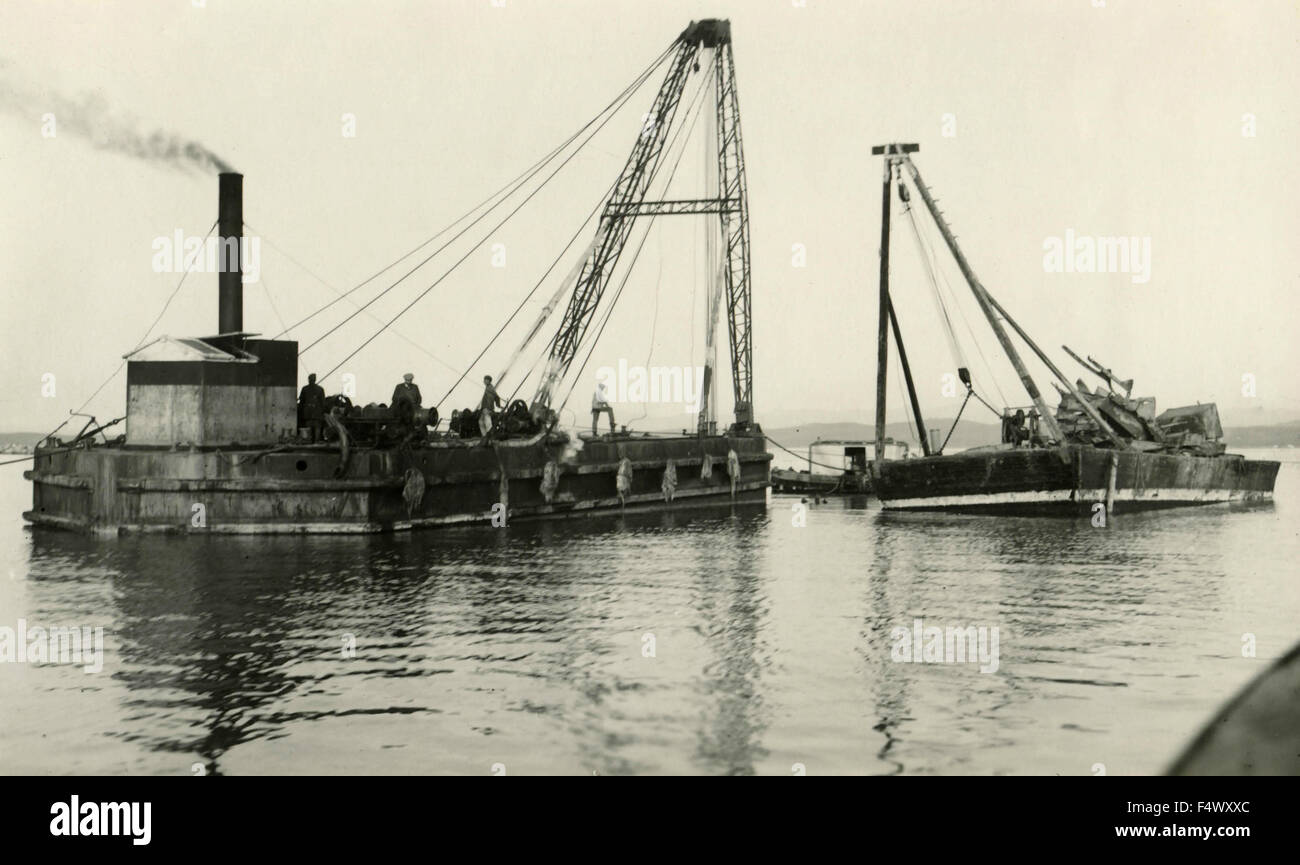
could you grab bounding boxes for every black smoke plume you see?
[0,63,234,174]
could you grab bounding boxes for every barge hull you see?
[24,434,771,535]
[872,445,1278,514]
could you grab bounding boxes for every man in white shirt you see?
[592,379,616,437]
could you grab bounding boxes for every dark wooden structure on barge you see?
[865,143,1278,513]
[24,20,772,534]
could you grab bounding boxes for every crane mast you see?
[531,19,755,432]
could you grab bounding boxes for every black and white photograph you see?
[1,0,1296,822]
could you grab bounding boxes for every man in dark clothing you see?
[1002,409,1028,446]
[479,375,503,438]
[298,373,326,442]
[391,373,422,413]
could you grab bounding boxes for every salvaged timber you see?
[24,19,772,536]
[867,144,1279,514]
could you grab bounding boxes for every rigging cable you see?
[625,61,714,425]
[137,220,219,351]
[276,41,677,344]
[627,229,665,425]
[553,60,717,422]
[896,182,1005,437]
[506,51,717,418]
[302,42,676,360]
[892,343,920,449]
[483,54,714,420]
[82,218,219,410]
[504,339,554,406]
[555,201,657,420]
[440,171,625,409]
[901,188,965,372]
[320,45,681,381]
[908,178,1010,409]
[254,273,291,340]
[550,56,716,418]
[249,223,461,374]
[1,220,218,468]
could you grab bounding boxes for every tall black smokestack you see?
[218,172,243,334]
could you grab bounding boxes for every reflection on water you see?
[1,453,1297,775]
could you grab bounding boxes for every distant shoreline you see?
[0,434,40,456]
[763,420,1300,452]
[4,417,1299,454]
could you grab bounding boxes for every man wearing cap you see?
[298,372,326,442]
[391,373,422,413]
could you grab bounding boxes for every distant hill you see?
[0,433,46,446]
[0,432,44,455]
[765,419,1001,456]
[1221,421,1300,448]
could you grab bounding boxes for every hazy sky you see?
[2,0,1297,435]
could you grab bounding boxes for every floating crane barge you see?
[25,20,771,535]
[866,143,1279,514]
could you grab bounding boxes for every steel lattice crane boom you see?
[531,19,756,432]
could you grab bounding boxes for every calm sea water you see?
[1,449,1297,776]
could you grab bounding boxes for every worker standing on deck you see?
[592,377,616,437]
[1002,409,1028,447]
[1026,409,1043,446]
[298,373,326,442]
[391,373,422,414]
[479,375,503,439]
